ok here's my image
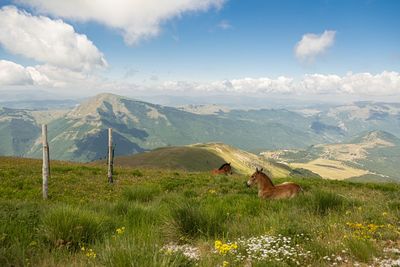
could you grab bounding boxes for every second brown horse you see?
[211,162,233,175]
[246,168,302,199]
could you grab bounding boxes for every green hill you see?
[106,143,293,177]
[112,146,226,172]
[1,156,400,266]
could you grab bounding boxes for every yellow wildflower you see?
[214,240,238,255]
[116,226,126,235]
[223,261,229,267]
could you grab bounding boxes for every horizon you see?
[0,0,399,103]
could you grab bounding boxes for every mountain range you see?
[1,93,400,181]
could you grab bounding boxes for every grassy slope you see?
[191,143,291,177]
[112,146,227,172]
[1,157,400,266]
[108,143,292,177]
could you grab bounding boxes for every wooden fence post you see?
[108,128,113,184]
[42,124,49,199]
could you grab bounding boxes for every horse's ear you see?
[256,167,259,172]
[228,162,231,165]
[260,168,263,172]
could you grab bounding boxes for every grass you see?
[40,205,115,250]
[0,156,400,266]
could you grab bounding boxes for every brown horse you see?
[211,162,233,175]
[246,168,302,199]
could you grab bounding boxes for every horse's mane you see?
[218,163,230,170]
[258,171,274,186]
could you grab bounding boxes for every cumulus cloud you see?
[0,59,106,89]
[295,30,336,62]
[16,0,226,45]
[0,60,34,86]
[158,71,400,96]
[0,6,107,71]
[2,56,399,97]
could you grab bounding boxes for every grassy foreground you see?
[1,157,400,267]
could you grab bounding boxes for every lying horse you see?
[246,168,302,199]
[211,162,233,175]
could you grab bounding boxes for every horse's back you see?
[273,182,302,198]
[211,169,223,175]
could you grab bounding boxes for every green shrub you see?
[41,206,114,250]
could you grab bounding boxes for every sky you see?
[0,0,399,100]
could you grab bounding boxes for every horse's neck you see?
[257,173,274,190]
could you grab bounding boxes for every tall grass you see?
[309,190,348,215]
[1,158,400,266]
[346,238,377,262]
[167,200,228,241]
[40,205,115,250]
[122,184,161,202]
[0,201,42,267]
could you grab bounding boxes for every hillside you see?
[1,157,400,266]
[0,108,40,156]
[262,130,400,182]
[112,146,227,172]
[3,95,400,164]
[108,143,293,177]
[302,101,400,142]
[24,93,322,162]
[189,143,292,177]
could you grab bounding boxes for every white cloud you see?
[295,30,336,62]
[0,60,35,86]
[2,57,399,97]
[217,20,232,30]
[159,71,400,96]
[0,60,106,89]
[16,0,226,45]
[0,6,107,71]
[160,77,294,94]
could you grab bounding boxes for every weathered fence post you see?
[108,128,113,184]
[42,124,49,199]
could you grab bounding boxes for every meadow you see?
[1,157,400,266]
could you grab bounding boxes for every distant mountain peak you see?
[352,130,399,146]
[67,93,130,119]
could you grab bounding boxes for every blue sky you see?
[0,0,399,97]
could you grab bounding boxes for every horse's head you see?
[246,167,263,187]
[219,162,233,175]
